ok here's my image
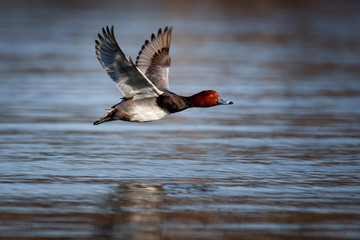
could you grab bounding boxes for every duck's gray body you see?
[94,92,190,124]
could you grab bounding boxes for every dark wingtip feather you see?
[102,27,107,36]
[98,33,105,42]
[151,33,156,41]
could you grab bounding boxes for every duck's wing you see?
[135,27,172,92]
[95,26,163,100]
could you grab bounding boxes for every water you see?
[1,1,360,239]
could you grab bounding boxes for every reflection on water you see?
[97,183,165,240]
[1,0,360,239]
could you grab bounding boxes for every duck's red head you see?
[189,90,233,107]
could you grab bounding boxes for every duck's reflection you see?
[95,182,165,240]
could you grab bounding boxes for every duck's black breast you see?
[157,92,190,113]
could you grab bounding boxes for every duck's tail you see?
[93,107,116,125]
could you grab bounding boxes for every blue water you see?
[1,1,360,239]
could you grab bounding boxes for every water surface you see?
[0,1,360,239]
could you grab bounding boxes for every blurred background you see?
[0,0,359,239]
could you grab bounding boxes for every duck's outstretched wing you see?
[95,26,163,100]
[135,27,172,92]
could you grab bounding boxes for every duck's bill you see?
[217,97,233,105]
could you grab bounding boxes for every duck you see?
[94,26,232,125]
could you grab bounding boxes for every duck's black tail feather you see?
[93,108,116,125]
